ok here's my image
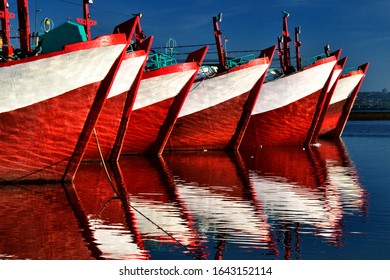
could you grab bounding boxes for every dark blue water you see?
[0,121,389,260]
[336,121,390,259]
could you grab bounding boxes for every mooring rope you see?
[92,128,201,259]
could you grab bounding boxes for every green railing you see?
[226,53,256,68]
[342,67,356,75]
[301,53,327,68]
[146,51,178,71]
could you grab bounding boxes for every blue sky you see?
[6,0,389,91]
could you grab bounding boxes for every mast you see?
[16,0,31,53]
[212,13,227,71]
[281,11,292,72]
[294,26,302,71]
[277,35,284,70]
[0,0,15,59]
[76,0,96,40]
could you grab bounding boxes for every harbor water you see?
[0,120,389,260]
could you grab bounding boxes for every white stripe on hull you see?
[1,44,126,113]
[252,60,336,115]
[107,54,146,98]
[327,68,342,91]
[133,70,196,110]
[330,74,364,105]
[179,64,269,117]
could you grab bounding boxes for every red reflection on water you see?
[163,151,276,259]
[0,184,93,260]
[113,156,206,259]
[70,162,149,260]
[0,140,366,260]
[240,138,367,259]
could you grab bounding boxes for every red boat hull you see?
[0,34,127,183]
[242,90,322,147]
[166,56,272,151]
[166,92,250,151]
[241,57,336,148]
[83,51,147,160]
[319,64,368,137]
[0,83,99,182]
[319,98,348,136]
[120,63,199,155]
[121,96,177,154]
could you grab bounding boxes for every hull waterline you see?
[0,34,127,183]
[241,56,337,148]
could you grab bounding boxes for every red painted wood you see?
[240,89,322,149]
[120,48,205,155]
[1,33,127,184]
[311,56,347,143]
[166,92,250,151]
[0,82,99,183]
[63,39,128,181]
[319,99,348,136]
[147,46,208,155]
[16,0,31,53]
[109,37,153,162]
[305,50,341,146]
[83,40,152,162]
[323,62,369,138]
[84,92,128,160]
[120,97,176,155]
[227,45,276,150]
[0,0,15,58]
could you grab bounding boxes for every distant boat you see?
[165,13,275,151]
[241,13,339,148]
[318,63,369,138]
[0,1,128,183]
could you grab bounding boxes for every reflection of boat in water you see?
[0,139,367,260]
[30,156,204,260]
[69,163,149,260]
[163,151,274,258]
[313,139,368,214]
[112,156,203,258]
[240,138,367,258]
[0,183,93,259]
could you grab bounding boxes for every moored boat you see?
[116,44,208,156]
[0,0,128,183]
[308,56,347,144]
[318,63,369,138]
[165,14,275,151]
[240,13,339,149]
[82,15,152,161]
